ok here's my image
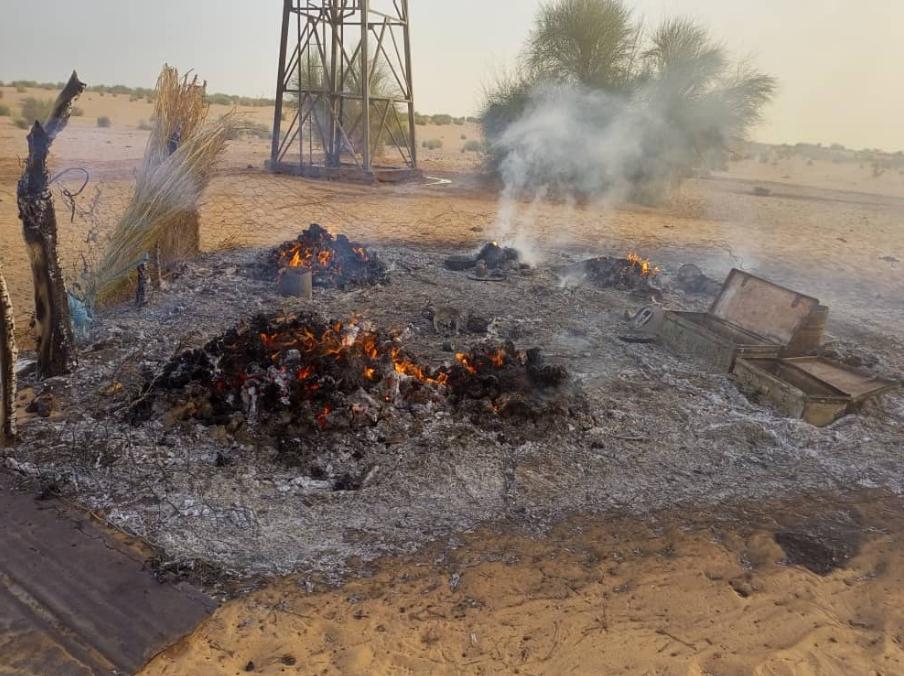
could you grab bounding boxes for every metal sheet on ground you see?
[0,474,217,675]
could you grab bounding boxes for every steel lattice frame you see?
[269,0,420,182]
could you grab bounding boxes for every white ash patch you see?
[4,244,903,578]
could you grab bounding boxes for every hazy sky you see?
[1,0,902,151]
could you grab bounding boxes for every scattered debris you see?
[444,242,521,277]
[3,245,900,577]
[25,393,54,418]
[266,224,387,289]
[133,310,573,483]
[558,254,663,300]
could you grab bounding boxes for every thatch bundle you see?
[93,65,233,304]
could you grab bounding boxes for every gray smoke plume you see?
[488,80,739,261]
[489,83,670,259]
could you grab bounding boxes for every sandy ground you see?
[2,88,904,675]
[143,493,904,676]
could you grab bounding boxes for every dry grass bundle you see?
[144,66,208,169]
[92,65,233,305]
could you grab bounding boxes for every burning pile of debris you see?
[446,343,569,419]
[133,312,572,473]
[265,224,388,289]
[445,242,523,279]
[560,253,664,300]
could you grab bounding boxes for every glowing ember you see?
[316,405,332,429]
[392,347,449,386]
[455,352,478,374]
[626,252,661,278]
[149,313,570,449]
[269,223,387,289]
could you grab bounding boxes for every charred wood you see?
[16,72,86,377]
[136,258,149,308]
[0,264,17,446]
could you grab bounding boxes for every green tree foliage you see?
[527,0,638,91]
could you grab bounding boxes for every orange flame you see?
[392,347,448,385]
[626,252,661,278]
[456,353,478,374]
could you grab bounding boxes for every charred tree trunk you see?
[16,72,86,378]
[0,265,17,446]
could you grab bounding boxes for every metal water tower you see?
[269,0,420,182]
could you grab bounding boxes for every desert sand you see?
[2,86,903,675]
[143,494,904,676]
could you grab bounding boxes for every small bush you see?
[20,97,54,124]
[413,112,429,126]
[431,114,452,126]
[453,117,465,125]
[71,106,84,117]
[241,121,272,139]
[13,118,29,129]
[207,93,234,106]
[422,138,443,150]
[460,134,467,140]
[223,118,271,140]
[206,93,275,107]
[462,139,484,153]
[0,90,3,99]
[0,105,10,117]
[137,119,153,131]
[15,86,26,94]
[97,116,112,128]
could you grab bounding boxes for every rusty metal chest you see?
[659,269,820,372]
[658,269,899,426]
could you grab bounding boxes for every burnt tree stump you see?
[16,72,86,378]
[0,264,17,446]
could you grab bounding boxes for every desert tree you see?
[639,18,776,184]
[482,0,641,171]
[17,72,85,378]
[527,0,640,92]
[0,263,16,445]
[480,4,776,200]
[480,68,536,171]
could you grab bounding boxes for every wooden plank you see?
[0,474,216,674]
